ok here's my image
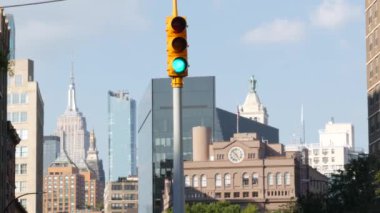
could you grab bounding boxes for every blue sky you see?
[4,0,366,169]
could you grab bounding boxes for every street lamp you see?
[4,192,46,213]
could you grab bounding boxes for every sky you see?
[3,0,367,172]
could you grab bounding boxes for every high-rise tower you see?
[86,129,105,207]
[107,90,137,181]
[55,71,89,166]
[8,59,44,212]
[238,76,268,125]
[366,0,380,155]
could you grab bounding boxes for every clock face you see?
[228,147,245,163]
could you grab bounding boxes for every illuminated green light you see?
[172,57,187,73]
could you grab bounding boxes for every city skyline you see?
[3,0,367,171]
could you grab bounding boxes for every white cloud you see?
[310,0,361,29]
[242,19,305,44]
[13,0,150,54]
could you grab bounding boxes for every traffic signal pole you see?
[173,85,184,213]
[170,0,185,212]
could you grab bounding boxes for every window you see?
[17,129,28,140]
[16,147,28,157]
[8,112,28,123]
[331,149,335,154]
[322,157,328,164]
[322,149,328,155]
[242,173,249,186]
[185,176,191,187]
[215,193,221,198]
[331,157,335,162]
[252,173,259,185]
[111,184,122,190]
[243,192,249,198]
[224,173,231,187]
[12,93,20,104]
[20,92,28,104]
[15,75,23,86]
[15,181,27,192]
[201,175,207,187]
[192,175,199,187]
[233,192,240,198]
[20,112,27,122]
[276,173,282,185]
[19,199,27,209]
[284,172,290,185]
[224,192,230,198]
[216,154,224,160]
[313,157,319,164]
[313,149,319,155]
[252,191,259,197]
[248,153,255,159]
[16,164,27,174]
[268,173,274,186]
[215,174,222,187]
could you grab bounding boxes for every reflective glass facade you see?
[108,91,137,181]
[43,136,60,176]
[138,76,278,213]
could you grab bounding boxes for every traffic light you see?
[166,16,188,78]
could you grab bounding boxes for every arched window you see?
[215,174,222,187]
[224,173,231,187]
[284,172,290,185]
[242,173,249,186]
[267,173,274,186]
[276,173,282,185]
[252,173,259,185]
[185,175,191,187]
[201,175,207,187]
[193,175,199,187]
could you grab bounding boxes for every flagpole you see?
[237,105,240,133]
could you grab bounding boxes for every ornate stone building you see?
[239,76,268,125]
[177,127,328,212]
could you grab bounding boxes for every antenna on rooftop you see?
[301,104,305,144]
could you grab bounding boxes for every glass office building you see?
[43,136,60,176]
[108,91,137,181]
[138,76,278,213]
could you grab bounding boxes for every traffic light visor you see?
[171,17,187,33]
[172,57,187,73]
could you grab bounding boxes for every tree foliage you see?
[241,203,259,213]
[297,154,380,213]
[166,201,244,213]
[326,154,380,213]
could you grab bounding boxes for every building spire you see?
[89,129,97,151]
[67,63,78,112]
[87,129,99,161]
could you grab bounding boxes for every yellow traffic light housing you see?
[166,16,188,78]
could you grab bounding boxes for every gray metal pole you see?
[172,87,185,213]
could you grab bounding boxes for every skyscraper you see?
[43,136,60,176]
[108,91,137,181]
[8,59,44,212]
[86,129,105,206]
[55,71,89,166]
[138,76,279,213]
[367,1,380,155]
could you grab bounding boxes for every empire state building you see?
[55,72,89,166]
